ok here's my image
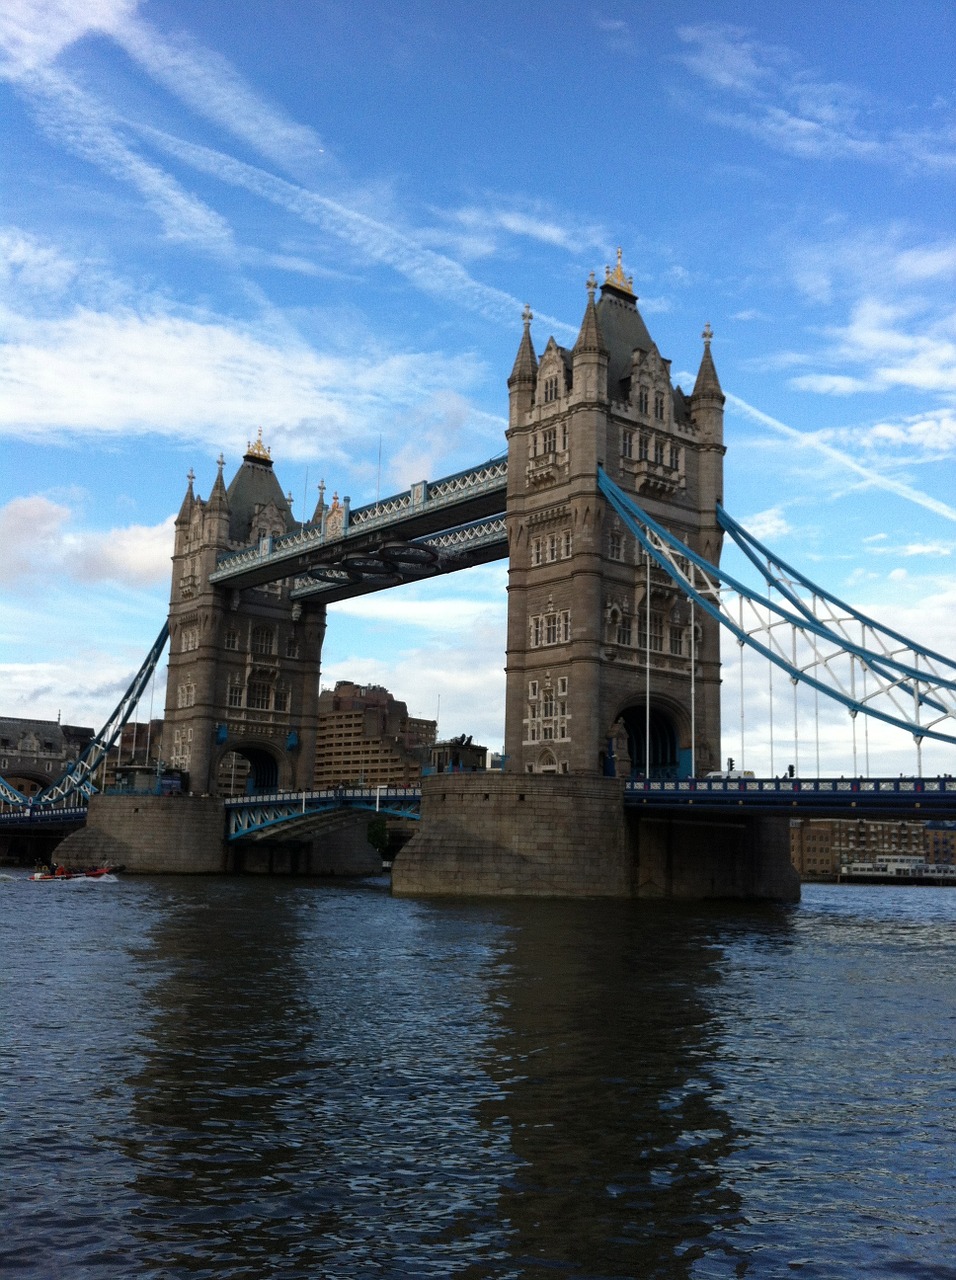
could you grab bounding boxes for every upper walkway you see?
[209,456,508,599]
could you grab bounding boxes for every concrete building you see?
[503,254,724,779]
[313,681,436,788]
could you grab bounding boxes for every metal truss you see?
[598,467,956,747]
[226,787,422,840]
[28,623,170,809]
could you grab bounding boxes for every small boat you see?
[30,865,123,882]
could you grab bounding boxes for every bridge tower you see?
[162,434,326,795]
[504,254,725,779]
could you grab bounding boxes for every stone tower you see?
[162,433,326,795]
[503,254,725,779]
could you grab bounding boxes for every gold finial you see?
[586,270,597,299]
[245,427,272,461]
[702,323,713,346]
[604,247,635,296]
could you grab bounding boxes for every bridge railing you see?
[624,776,956,808]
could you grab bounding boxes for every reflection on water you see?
[473,901,748,1279]
[2,876,955,1278]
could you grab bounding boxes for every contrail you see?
[727,392,956,522]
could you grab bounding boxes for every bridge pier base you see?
[392,776,799,901]
[55,794,228,874]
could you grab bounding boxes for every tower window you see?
[542,426,556,454]
[621,430,634,459]
[654,392,665,421]
[543,375,560,403]
[224,629,238,651]
[638,386,649,414]
[251,627,275,656]
[247,681,271,710]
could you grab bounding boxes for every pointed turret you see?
[508,304,538,429]
[208,453,228,512]
[508,303,538,385]
[176,468,196,527]
[573,272,606,357]
[572,272,608,405]
[692,323,724,403]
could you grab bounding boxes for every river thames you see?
[2,873,954,1279]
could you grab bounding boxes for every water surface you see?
[2,874,954,1278]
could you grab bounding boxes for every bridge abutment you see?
[392,775,799,900]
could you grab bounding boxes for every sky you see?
[2,0,955,777]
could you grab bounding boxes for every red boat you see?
[30,865,122,882]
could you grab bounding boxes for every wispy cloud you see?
[676,22,956,170]
[727,393,956,522]
[135,124,577,336]
[113,13,326,175]
[5,61,236,254]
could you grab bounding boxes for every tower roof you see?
[225,432,294,542]
[594,250,655,394]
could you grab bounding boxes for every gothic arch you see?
[610,692,690,781]
[214,738,285,796]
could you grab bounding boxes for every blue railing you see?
[624,776,956,810]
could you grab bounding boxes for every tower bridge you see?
[6,252,956,898]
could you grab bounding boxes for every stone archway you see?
[215,744,281,796]
[615,702,685,780]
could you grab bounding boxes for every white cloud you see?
[741,506,791,541]
[0,495,174,587]
[0,0,138,71]
[0,303,486,453]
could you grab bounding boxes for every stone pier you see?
[392,774,799,900]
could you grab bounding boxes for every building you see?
[790,817,928,879]
[923,821,956,865]
[430,735,488,773]
[0,717,93,800]
[313,681,436,788]
[503,254,724,778]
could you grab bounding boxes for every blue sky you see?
[2,0,955,775]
